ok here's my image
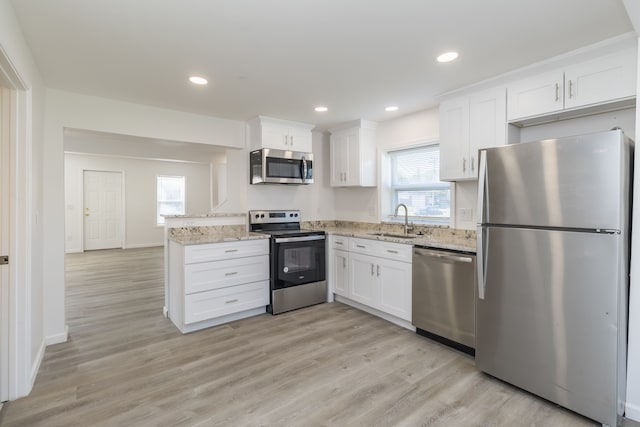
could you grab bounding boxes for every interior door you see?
[83,170,123,251]
[0,86,10,401]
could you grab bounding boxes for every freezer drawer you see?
[412,247,476,350]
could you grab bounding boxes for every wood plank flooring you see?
[1,247,637,426]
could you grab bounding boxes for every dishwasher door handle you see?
[414,249,473,263]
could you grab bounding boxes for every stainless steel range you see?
[249,210,326,314]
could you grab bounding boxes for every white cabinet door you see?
[468,87,506,175]
[333,249,349,297]
[349,252,377,306]
[440,88,506,182]
[330,133,349,186]
[507,70,564,121]
[288,125,313,153]
[248,116,314,152]
[261,122,289,150]
[564,50,637,110]
[439,96,469,181]
[378,257,412,321]
[329,120,376,187]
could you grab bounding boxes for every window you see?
[389,144,450,223]
[157,175,185,225]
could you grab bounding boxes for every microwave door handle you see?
[301,156,307,182]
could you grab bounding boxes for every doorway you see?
[0,85,10,402]
[83,170,123,251]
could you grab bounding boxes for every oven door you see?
[272,235,325,289]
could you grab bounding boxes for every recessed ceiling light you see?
[437,51,459,63]
[189,76,208,85]
[385,106,399,112]
[314,106,328,112]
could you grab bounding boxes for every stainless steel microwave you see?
[250,148,314,185]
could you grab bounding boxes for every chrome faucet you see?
[394,203,410,235]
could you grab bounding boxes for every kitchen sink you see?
[369,232,420,239]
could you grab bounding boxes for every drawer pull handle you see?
[225,299,239,304]
[356,245,366,249]
[225,249,239,253]
[225,272,238,276]
[387,250,398,254]
[335,241,343,245]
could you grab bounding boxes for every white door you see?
[0,87,10,401]
[83,170,123,251]
[333,249,349,297]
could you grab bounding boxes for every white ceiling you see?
[10,0,634,130]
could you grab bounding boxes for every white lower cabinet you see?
[332,248,349,297]
[168,239,270,333]
[349,252,378,307]
[329,235,412,324]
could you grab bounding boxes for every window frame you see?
[156,175,186,225]
[387,142,451,225]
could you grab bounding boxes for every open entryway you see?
[83,170,123,251]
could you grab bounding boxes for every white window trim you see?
[383,141,452,226]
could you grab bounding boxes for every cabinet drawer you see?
[331,235,349,250]
[184,255,269,294]
[184,239,269,264]
[349,237,379,256]
[375,241,412,263]
[350,237,411,262]
[184,281,269,324]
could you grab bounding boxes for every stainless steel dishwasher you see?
[412,246,476,355]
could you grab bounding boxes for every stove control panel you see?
[249,210,301,225]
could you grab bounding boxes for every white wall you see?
[333,107,478,228]
[65,154,212,252]
[221,131,335,220]
[0,0,46,397]
[43,89,246,344]
[625,34,640,422]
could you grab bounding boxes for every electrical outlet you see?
[459,208,473,222]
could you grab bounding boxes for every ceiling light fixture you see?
[385,106,399,112]
[189,76,208,85]
[314,106,328,112]
[436,51,459,63]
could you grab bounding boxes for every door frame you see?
[0,44,33,400]
[81,169,125,252]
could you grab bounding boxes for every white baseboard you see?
[44,325,68,346]
[124,242,164,249]
[334,295,416,332]
[65,248,83,254]
[30,340,45,388]
[626,402,640,421]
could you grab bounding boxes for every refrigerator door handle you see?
[476,225,486,300]
[477,150,488,224]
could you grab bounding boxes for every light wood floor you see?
[1,247,637,426]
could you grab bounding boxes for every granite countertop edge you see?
[169,232,269,245]
[324,228,476,253]
[164,212,247,219]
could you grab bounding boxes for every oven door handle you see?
[274,235,326,243]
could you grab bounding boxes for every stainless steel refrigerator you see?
[476,129,632,427]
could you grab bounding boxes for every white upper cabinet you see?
[507,49,637,123]
[248,116,314,153]
[440,86,506,182]
[329,120,377,187]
